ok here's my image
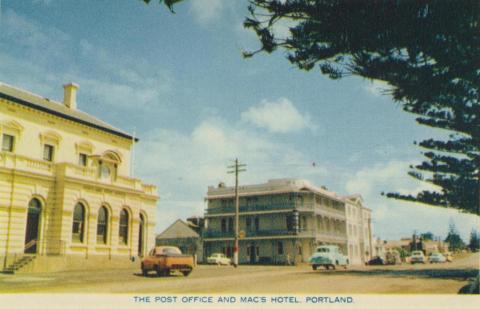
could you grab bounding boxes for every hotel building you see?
[203,179,373,265]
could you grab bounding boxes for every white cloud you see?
[345,160,478,241]
[189,0,225,25]
[241,98,316,133]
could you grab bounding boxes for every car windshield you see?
[412,251,422,256]
[317,248,329,253]
[158,247,181,255]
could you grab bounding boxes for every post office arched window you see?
[97,206,108,244]
[119,209,129,245]
[72,203,86,243]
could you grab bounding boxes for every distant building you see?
[0,82,158,273]
[203,179,373,265]
[156,219,203,263]
[385,238,449,255]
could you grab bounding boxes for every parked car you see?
[385,251,402,265]
[207,253,232,265]
[309,245,349,270]
[428,252,447,263]
[410,250,426,264]
[141,246,194,277]
[367,256,386,265]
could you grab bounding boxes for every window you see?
[97,206,108,244]
[43,144,54,161]
[78,153,88,166]
[72,203,85,243]
[2,134,14,152]
[228,217,233,232]
[246,217,251,231]
[277,241,284,255]
[119,209,129,245]
[221,218,226,233]
[254,217,259,231]
[101,165,111,178]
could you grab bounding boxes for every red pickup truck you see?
[141,246,194,277]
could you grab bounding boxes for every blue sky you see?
[1,0,477,241]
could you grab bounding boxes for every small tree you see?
[468,229,480,252]
[445,223,466,252]
[420,232,434,241]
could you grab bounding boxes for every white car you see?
[428,252,446,263]
[207,253,232,265]
[410,250,426,264]
[309,245,349,270]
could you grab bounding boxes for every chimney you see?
[63,83,79,109]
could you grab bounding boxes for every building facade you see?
[0,82,158,272]
[155,219,203,263]
[203,179,373,265]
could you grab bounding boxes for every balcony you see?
[60,163,157,195]
[0,152,157,196]
[205,202,315,215]
[316,232,348,243]
[0,151,54,176]
[314,205,346,219]
[203,229,315,239]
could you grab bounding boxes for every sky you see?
[0,0,477,241]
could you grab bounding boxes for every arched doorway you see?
[138,214,145,257]
[24,198,42,254]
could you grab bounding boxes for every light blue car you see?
[309,245,349,270]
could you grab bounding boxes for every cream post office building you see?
[204,179,373,265]
[0,82,158,272]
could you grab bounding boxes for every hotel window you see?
[221,218,227,232]
[119,209,129,245]
[2,134,14,152]
[72,203,86,243]
[43,144,54,161]
[277,241,284,255]
[78,153,88,166]
[97,206,108,244]
[246,217,251,231]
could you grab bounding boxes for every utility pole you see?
[228,158,246,268]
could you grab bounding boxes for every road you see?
[0,253,478,294]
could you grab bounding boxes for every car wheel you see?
[182,270,192,277]
[142,268,149,276]
[331,264,336,270]
[312,265,317,270]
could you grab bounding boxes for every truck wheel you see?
[331,264,336,270]
[182,270,192,277]
[312,265,317,270]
